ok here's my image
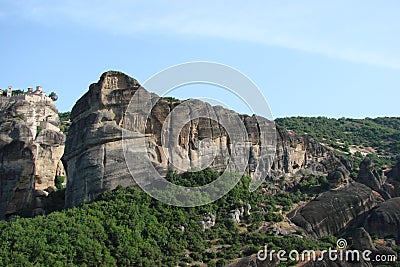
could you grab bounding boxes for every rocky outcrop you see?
[386,160,400,180]
[327,166,351,188]
[272,129,350,178]
[352,227,375,251]
[271,128,351,191]
[363,197,400,242]
[64,71,352,208]
[63,71,142,208]
[357,158,400,199]
[228,203,251,224]
[288,182,382,238]
[357,158,385,191]
[382,160,400,198]
[0,93,65,219]
[199,213,216,231]
[303,228,396,267]
[350,228,396,267]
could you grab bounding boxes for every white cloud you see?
[4,0,400,69]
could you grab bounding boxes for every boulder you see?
[199,213,216,231]
[228,209,241,224]
[363,197,400,242]
[288,183,382,238]
[352,227,374,251]
[244,203,252,216]
[357,159,400,199]
[357,158,385,192]
[327,166,350,188]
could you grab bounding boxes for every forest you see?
[0,169,339,267]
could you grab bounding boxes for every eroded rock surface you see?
[363,197,400,242]
[64,71,352,208]
[288,183,382,238]
[382,160,400,199]
[0,93,65,219]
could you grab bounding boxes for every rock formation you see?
[357,158,385,191]
[63,71,352,208]
[363,197,400,242]
[0,93,65,219]
[272,129,351,180]
[352,227,375,251]
[382,160,400,199]
[355,158,400,199]
[199,213,216,231]
[386,160,400,180]
[63,71,141,208]
[288,183,383,238]
[356,158,390,198]
[288,158,400,242]
[227,203,251,224]
[350,228,396,267]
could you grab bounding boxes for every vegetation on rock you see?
[58,111,71,133]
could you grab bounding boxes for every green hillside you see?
[0,169,334,267]
[275,117,400,157]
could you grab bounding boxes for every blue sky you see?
[0,0,399,118]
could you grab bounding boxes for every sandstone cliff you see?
[272,127,351,189]
[0,93,65,219]
[63,71,351,208]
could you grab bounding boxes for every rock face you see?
[363,197,400,242]
[63,71,141,208]
[352,227,375,251]
[272,129,350,179]
[386,160,400,180]
[288,182,382,238]
[357,158,385,191]
[382,160,400,199]
[0,93,65,219]
[356,158,400,199]
[64,71,351,208]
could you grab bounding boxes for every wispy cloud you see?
[3,0,400,69]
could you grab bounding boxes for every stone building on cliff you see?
[0,86,66,219]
